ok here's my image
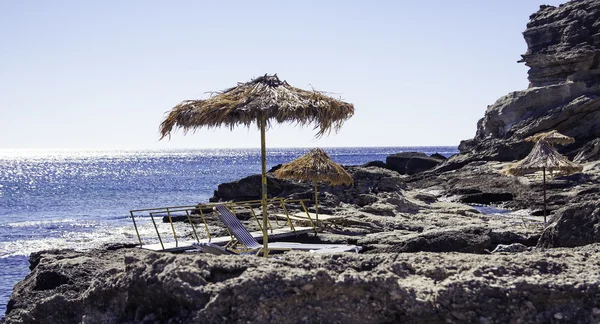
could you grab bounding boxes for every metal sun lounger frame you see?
[214,205,360,255]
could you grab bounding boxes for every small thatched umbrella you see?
[503,140,582,222]
[160,74,354,256]
[525,130,575,146]
[274,148,353,222]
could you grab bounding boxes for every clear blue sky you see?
[0,0,567,149]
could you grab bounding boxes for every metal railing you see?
[129,198,317,250]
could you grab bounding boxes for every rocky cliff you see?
[458,0,600,164]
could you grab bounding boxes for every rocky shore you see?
[4,1,600,323]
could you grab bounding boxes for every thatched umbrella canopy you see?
[274,148,353,221]
[159,74,354,256]
[503,140,582,222]
[524,130,575,146]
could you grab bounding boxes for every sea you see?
[0,146,458,317]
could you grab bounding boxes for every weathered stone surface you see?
[454,0,600,163]
[386,152,443,175]
[574,137,600,162]
[6,245,600,324]
[537,201,600,248]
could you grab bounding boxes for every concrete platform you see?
[141,226,314,252]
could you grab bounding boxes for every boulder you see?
[362,160,387,168]
[537,201,600,248]
[209,174,309,202]
[385,152,443,175]
[383,226,493,253]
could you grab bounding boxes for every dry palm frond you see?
[503,140,582,176]
[524,130,575,145]
[159,74,354,139]
[274,148,353,186]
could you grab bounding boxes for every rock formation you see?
[385,152,444,175]
[4,246,600,324]
[456,0,600,164]
[537,201,600,248]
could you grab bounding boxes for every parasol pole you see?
[543,167,547,223]
[314,180,319,223]
[260,115,269,257]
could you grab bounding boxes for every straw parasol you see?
[274,148,353,221]
[159,74,354,256]
[524,130,575,146]
[503,140,582,222]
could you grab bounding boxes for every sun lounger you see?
[214,205,360,254]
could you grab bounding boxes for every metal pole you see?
[129,211,143,246]
[543,167,547,223]
[260,115,269,257]
[314,180,319,223]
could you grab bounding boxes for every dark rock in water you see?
[210,166,407,208]
[210,173,310,202]
[459,192,514,204]
[537,201,600,248]
[451,0,600,164]
[267,164,282,173]
[385,152,443,175]
[362,160,387,168]
[430,153,447,160]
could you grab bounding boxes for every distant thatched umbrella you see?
[503,140,582,222]
[525,130,575,146]
[274,148,353,221]
[160,74,354,256]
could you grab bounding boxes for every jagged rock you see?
[386,152,443,175]
[6,247,600,324]
[455,0,600,163]
[574,138,600,162]
[537,201,600,248]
